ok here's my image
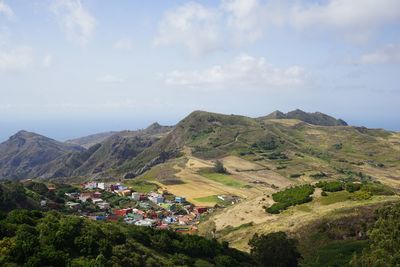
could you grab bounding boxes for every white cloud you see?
[114,39,134,50]
[51,0,96,46]
[96,74,125,84]
[221,0,266,45]
[163,54,308,89]
[0,0,15,20]
[154,0,400,54]
[290,0,400,42]
[0,45,34,72]
[42,54,53,68]
[154,2,222,56]
[359,44,400,64]
[221,0,400,43]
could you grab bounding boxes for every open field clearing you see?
[203,193,400,251]
[197,170,246,188]
[137,154,293,206]
[166,156,265,205]
[266,119,304,126]
[194,195,232,206]
[358,165,400,188]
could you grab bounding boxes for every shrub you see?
[253,138,278,150]
[267,152,288,160]
[315,181,343,192]
[310,172,327,179]
[345,182,361,193]
[351,191,372,201]
[361,182,395,196]
[321,191,328,197]
[333,143,343,150]
[214,160,227,174]
[265,185,315,214]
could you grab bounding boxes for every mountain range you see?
[0,123,173,179]
[0,109,398,181]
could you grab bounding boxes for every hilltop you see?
[261,109,348,126]
[0,131,84,179]
[66,131,118,148]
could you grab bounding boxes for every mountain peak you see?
[10,130,42,141]
[146,122,162,130]
[266,110,286,119]
[13,130,32,136]
[261,109,348,126]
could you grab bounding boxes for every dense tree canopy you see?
[249,232,301,267]
[0,210,253,267]
[351,203,400,266]
[265,185,314,214]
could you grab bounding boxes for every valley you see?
[1,109,400,266]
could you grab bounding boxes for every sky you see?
[1,0,400,141]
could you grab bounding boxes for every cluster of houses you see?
[63,181,210,233]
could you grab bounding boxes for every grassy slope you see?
[119,111,399,189]
[114,111,400,255]
[294,202,394,266]
[199,190,399,252]
[197,169,247,188]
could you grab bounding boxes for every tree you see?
[351,204,400,266]
[214,160,227,174]
[214,255,238,266]
[249,232,301,267]
[95,253,107,267]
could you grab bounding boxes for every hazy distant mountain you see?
[0,131,84,179]
[0,123,174,180]
[261,109,348,126]
[49,123,174,177]
[66,131,117,148]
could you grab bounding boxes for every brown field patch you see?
[211,195,400,252]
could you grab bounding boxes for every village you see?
[62,181,213,234]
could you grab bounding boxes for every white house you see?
[97,182,105,190]
[132,192,141,201]
[148,192,164,204]
[96,202,110,210]
[135,219,156,227]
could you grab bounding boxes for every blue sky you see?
[1,0,400,141]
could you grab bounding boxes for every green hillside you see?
[118,110,400,187]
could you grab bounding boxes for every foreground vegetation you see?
[1,177,400,266]
[0,180,309,267]
[351,203,400,266]
[0,209,254,267]
[297,202,400,266]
